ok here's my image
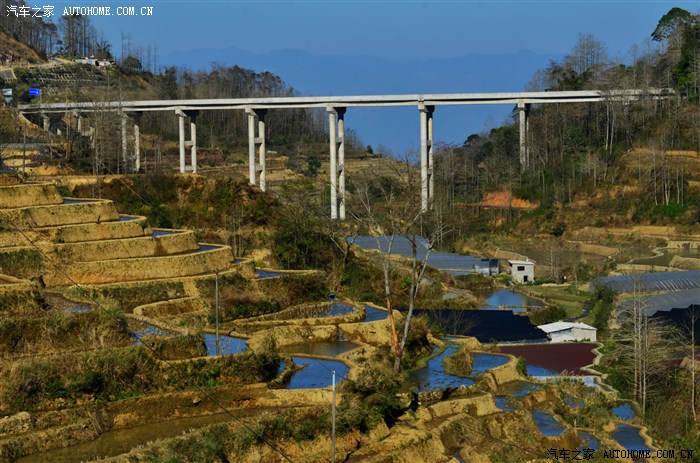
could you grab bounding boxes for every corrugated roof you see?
[509,260,535,266]
[617,288,700,317]
[538,321,596,333]
[591,270,700,294]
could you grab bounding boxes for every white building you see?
[508,259,535,283]
[537,321,597,342]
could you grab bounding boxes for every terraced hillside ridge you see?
[0,182,234,286]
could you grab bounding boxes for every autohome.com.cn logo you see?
[7,5,54,17]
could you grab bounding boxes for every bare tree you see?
[350,155,449,374]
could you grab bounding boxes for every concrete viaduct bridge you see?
[19,89,670,219]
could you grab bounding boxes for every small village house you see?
[508,259,535,283]
[537,321,597,342]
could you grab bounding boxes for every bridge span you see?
[18,89,672,218]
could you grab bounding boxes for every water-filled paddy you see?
[578,431,600,450]
[62,198,96,204]
[612,424,652,454]
[413,309,547,342]
[477,288,545,312]
[531,411,566,436]
[256,269,287,279]
[471,353,509,375]
[204,334,247,356]
[280,340,358,357]
[286,356,349,389]
[151,230,180,237]
[495,396,515,411]
[613,402,636,421]
[411,344,474,392]
[363,304,388,322]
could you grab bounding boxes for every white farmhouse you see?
[508,259,535,283]
[537,321,597,342]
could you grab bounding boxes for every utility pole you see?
[215,271,220,356]
[331,370,336,463]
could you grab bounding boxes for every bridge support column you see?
[185,110,199,174]
[327,107,338,220]
[121,112,128,171]
[177,110,186,173]
[246,108,256,186]
[129,112,142,173]
[258,110,266,191]
[419,104,434,212]
[337,107,346,220]
[518,100,530,168]
[246,108,267,191]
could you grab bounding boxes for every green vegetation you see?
[585,286,615,333]
[0,249,43,279]
[528,305,568,325]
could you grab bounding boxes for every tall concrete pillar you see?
[121,113,128,171]
[133,115,141,172]
[42,114,49,132]
[257,109,267,192]
[328,107,338,220]
[427,105,434,209]
[186,110,199,174]
[419,104,429,212]
[518,100,529,168]
[177,110,186,173]
[337,107,346,220]
[246,108,256,186]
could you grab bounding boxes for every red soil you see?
[498,343,597,375]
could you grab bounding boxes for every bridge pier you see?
[419,103,434,211]
[129,112,142,173]
[177,110,186,173]
[327,107,346,220]
[186,110,199,174]
[246,108,267,191]
[518,100,530,168]
[121,112,128,171]
[176,110,199,173]
[337,107,346,220]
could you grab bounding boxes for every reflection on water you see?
[280,340,358,357]
[631,248,700,267]
[118,215,137,222]
[363,305,388,322]
[613,403,636,421]
[411,344,474,392]
[413,309,547,342]
[286,356,349,389]
[256,269,287,279]
[502,381,541,397]
[578,431,600,451]
[526,364,558,377]
[495,396,515,411]
[532,411,566,436]
[130,324,174,344]
[62,198,96,204]
[478,288,545,312]
[612,424,651,455]
[471,353,509,375]
[203,334,247,356]
[151,230,179,237]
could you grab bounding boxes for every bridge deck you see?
[18,89,672,113]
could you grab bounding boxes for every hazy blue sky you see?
[53,1,697,62]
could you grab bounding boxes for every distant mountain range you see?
[162,47,562,153]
